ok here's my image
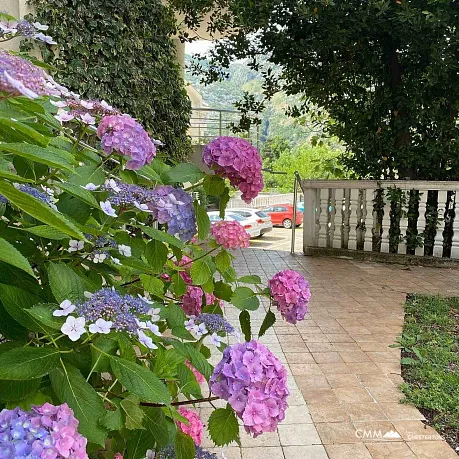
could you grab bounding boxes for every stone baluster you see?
[348,188,359,250]
[318,188,330,248]
[303,188,318,249]
[380,191,391,253]
[433,190,447,257]
[451,192,459,259]
[333,189,344,248]
[363,188,375,251]
[415,191,427,256]
[398,192,409,255]
[343,189,351,248]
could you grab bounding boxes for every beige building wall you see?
[1,0,32,51]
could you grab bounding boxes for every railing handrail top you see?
[300,179,459,191]
[191,107,241,114]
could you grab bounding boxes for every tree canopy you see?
[175,0,459,180]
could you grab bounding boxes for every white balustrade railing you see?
[300,180,459,259]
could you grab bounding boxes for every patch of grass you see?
[399,295,459,451]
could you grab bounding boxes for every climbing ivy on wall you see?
[26,0,192,161]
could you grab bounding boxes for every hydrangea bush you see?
[0,15,310,459]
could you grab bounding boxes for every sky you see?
[185,40,214,55]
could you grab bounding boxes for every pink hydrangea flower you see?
[97,114,156,170]
[210,220,250,250]
[0,51,55,99]
[182,285,204,316]
[210,340,289,437]
[0,402,88,458]
[176,407,204,445]
[268,270,311,324]
[185,359,206,384]
[202,136,264,203]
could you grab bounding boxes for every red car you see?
[262,204,303,229]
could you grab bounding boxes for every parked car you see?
[262,204,303,229]
[207,211,261,238]
[227,208,273,236]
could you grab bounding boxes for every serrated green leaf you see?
[170,272,187,296]
[0,347,60,380]
[21,225,69,240]
[219,188,231,218]
[50,361,108,446]
[174,430,195,459]
[140,274,164,297]
[238,274,262,284]
[194,200,210,240]
[26,303,63,331]
[203,175,226,196]
[143,407,175,448]
[215,249,232,272]
[207,407,240,446]
[190,258,212,285]
[0,237,35,277]
[0,117,49,146]
[239,310,251,342]
[166,339,213,380]
[0,378,41,402]
[100,406,125,431]
[58,182,99,207]
[121,395,146,430]
[167,303,188,329]
[214,281,233,301]
[145,239,168,273]
[110,356,171,404]
[48,263,85,303]
[231,286,260,311]
[69,164,105,186]
[0,143,75,171]
[166,163,205,184]
[0,181,85,240]
[259,310,276,338]
[177,363,202,398]
[141,226,184,248]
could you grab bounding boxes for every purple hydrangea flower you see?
[0,403,88,458]
[18,184,55,208]
[210,340,289,437]
[0,194,7,204]
[97,114,156,170]
[268,270,311,324]
[203,136,264,203]
[148,185,196,241]
[75,288,151,335]
[16,19,36,37]
[0,51,54,99]
[157,444,218,459]
[195,313,234,334]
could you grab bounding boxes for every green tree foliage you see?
[175,0,459,179]
[266,142,347,192]
[27,0,192,160]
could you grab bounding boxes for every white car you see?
[207,211,261,238]
[227,208,273,236]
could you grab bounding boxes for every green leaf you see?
[100,406,125,431]
[139,274,164,297]
[0,117,49,146]
[22,225,69,240]
[69,164,105,186]
[174,431,195,459]
[259,310,276,338]
[203,175,226,196]
[215,250,231,272]
[239,310,251,342]
[0,378,41,401]
[193,200,210,240]
[110,356,171,404]
[50,362,108,446]
[0,143,75,171]
[166,303,188,329]
[145,240,168,273]
[91,336,118,373]
[177,363,202,398]
[167,340,213,380]
[141,226,184,249]
[0,181,85,240]
[166,163,205,184]
[231,286,260,311]
[171,272,187,296]
[238,275,262,284]
[219,188,231,218]
[126,429,155,459]
[58,182,99,207]
[143,407,175,448]
[121,395,145,430]
[48,263,85,303]
[190,258,212,285]
[0,237,35,277]
[214,281,233,301]
[0,347,60,380]
[27,303,63,331]
[208,407,240,446]
[0,301,28,341]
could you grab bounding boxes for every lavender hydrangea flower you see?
[156,444,218,459]
[210,340,289,437]
[16,19,36,37]
[18,184,56,208]
[75,288,151,335]
[0,194,7,204]
[0,51,55,99]
[194,314,234,335]
[97,114,156,170]
[148,186,197,241]
[0,403,88,458]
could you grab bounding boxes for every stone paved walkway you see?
[202,248,459,459]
